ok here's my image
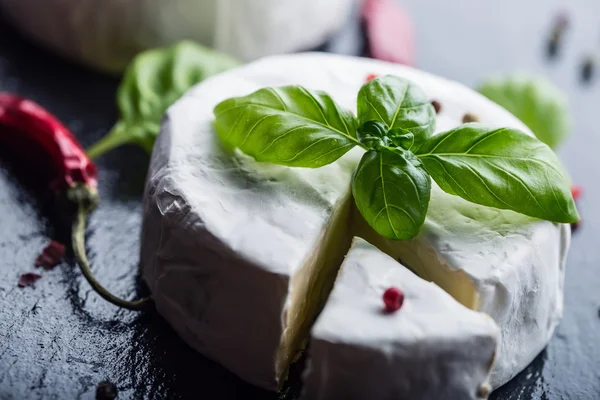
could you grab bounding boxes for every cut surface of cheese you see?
[303,237,499,400]
[141,52,570,391]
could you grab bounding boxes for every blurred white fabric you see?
[0,0,358,74]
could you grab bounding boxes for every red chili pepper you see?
[0,93,151,310]
[0,94,97,192]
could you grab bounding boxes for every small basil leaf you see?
[358,120,389,138]
[87,41,239,158]
[478,74,570,149]
[415,123,579,223]
[357,121,391,149]
[388,129,414,150]
[214,86,359,168]
[357,75,436,148]
[352,148,432,240]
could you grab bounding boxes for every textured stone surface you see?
[0,1,599,399]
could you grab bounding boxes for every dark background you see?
[0,1,599,399]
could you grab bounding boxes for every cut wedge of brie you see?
[303,237,499,400]
[141,52,570,393]
[354,188,570,388]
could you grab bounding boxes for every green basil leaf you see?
[358,120,389,139]
[388,129,415,150]
[214,86,359,168]
[357,121,415,151]
[357,120,391,149]
[87,41,239,158]
[352,148,432,240]
[357,75,436,149]
[478,74,570,149]
[415,123,579,223]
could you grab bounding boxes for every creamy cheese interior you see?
[142,52,569,392]
[275,191,353,381]
[353,196,479,309]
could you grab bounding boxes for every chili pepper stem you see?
[86,122,130,159]
[71,188,152,311]
[0,93,148,310]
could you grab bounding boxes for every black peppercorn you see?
[462,113,480,123]
[546,11,569,60]
[96,381,118,400]
[581,57,595,83]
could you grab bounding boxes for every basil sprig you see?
[214,75,579,240]
[87,41,239,159]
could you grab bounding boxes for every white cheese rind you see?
[303,237,499,400]
[141,52,569,391]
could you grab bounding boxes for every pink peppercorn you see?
[365,73,379,82]
[383,287,404,312]
[571,185,583,201]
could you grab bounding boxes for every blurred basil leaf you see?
[87,41,239,158]
[478,74,570,149]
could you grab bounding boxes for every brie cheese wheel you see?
[0,0,353,73]
[140,52,570,391]
[303,237,499,400]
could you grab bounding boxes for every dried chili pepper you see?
[18,272,42,288]
[35,240,66,270]
[0,93,151,310]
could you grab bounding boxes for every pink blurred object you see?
[362,0,414,66]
